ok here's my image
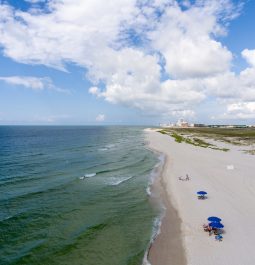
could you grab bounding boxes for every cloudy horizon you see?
[0,0,255,125]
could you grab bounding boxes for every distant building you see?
[176,119,189,127]
[194,123,206,127]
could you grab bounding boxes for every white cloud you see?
[172,109,195,119]
[24,0,45,3]
[0,76,45,90]
[242,49,255,67]
[0,76,68,93]
[203,67,255,101]
[89,86,100,96]
[149,1,234,79]
[0,1,137,70]
[0,0,253,120]
[96,114,105,122]
[228,102,255,112]
[219,102,255,119]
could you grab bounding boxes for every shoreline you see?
[148,155,187,265]
[144,128,255,265]
[145,131,187,265]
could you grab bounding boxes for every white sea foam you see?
[142,214,165,265]
[85,173,96,178]
[106,144,115,148]
[151,213,165,241]
[146,154,165,196]
[146,186,152,196]
[142,255,152,265]
[142,211,165,265]
[1,215,12,221]
[143,154,166,265]
[107,176,133,186]
[98,144,116,151]
[98,148,108,151]
[79,173,97,180]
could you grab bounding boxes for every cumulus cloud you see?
[148,1,234,79]
[0,76,68,93]
[242,49,255,67]
[96,114,105,122]
[89,87,100,96]
[219,102,255,119]
[0,0,136,70]
[0,0,253,120]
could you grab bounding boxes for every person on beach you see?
[203,224,213,235]
[178,175,190,181]
[208,226,214,236]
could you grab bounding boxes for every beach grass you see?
[159,129,233,151]
[166,127,255,137]
[159,127,255,152]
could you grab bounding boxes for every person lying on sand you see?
[203,224,213,235]
[179,175,190,181]
[203,224,210,231]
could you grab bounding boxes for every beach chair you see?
[214,229,222,236]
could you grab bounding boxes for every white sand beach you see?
[146,128,255,265]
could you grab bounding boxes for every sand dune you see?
[146,128,255,265]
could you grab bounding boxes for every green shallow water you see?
[0,126,160,265]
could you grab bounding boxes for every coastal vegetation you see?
[166,127,255,143]
[158,127,255,153]
[160,129,229,151]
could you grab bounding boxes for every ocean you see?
[0,126,162,265]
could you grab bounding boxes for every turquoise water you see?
[0,126,160,265]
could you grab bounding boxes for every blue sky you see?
[0,0,255,125]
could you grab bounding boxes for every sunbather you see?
[203,224,209,231]
[203,224,212,233]
[209,227,213,236]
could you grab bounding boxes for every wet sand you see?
[148,155,186,265]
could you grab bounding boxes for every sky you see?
[0,0,255,125]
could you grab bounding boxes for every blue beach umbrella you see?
[197,191,207,195]
[208,216,222,222]
[209,222,224,229]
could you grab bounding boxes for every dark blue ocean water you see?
[0,126,159,265]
